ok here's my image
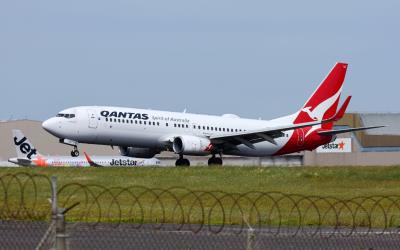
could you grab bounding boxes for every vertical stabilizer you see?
[294,62,348,130]
[12,130,41,160]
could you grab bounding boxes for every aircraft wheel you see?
[208,157,223,166]
[176,158,190,167]
[182,159,190,166]
[71,149,80,157]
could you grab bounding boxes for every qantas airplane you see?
[8,130,160,167]
[42,63,383,166]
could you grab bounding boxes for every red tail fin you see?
[294,62,348,130]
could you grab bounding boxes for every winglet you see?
[333,96,352,121]
[83,152,102,167]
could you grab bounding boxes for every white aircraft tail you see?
[12,130,41,160]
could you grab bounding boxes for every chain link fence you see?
[1,172,400,249]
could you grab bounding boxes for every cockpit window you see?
[57,113,75,119]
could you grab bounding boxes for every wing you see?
[210,117,337,149]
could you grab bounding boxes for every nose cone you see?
[42,118,58,136]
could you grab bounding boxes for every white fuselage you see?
[43,106,300,157]
[8,155,161,167]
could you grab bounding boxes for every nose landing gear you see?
[59,138,80,157]
[71,146,80,157]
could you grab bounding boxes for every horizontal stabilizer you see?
[8,158,32,166]
[318,126,386,136]
[333,96,352,121]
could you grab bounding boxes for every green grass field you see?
[1,166,400,227]
[1,166,400,197]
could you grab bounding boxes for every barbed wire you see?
[0,172,52,220]
[1,172,400,237]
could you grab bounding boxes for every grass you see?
[1,166,400,228]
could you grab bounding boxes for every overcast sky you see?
[1,0,399,121]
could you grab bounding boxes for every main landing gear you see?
[175,154,223,166]
[71,146,80,157]
[175,155,190,167]
[208,155,223,166]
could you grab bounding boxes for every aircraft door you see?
[296,128,305,146]
[88,110,98,129]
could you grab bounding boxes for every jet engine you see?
[119,146,159,158]
[172,135,211,155]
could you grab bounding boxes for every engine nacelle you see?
[119,146,159,158]
[172,135,211,155]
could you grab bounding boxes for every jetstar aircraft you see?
[42,63,384,166]
[8,130,160,167]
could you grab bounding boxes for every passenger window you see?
[211,127,214,131]
[186,124,188,128]
[203,126,205,130]
[198,126,201,129]
[118,119,121,123]
[207,126,209,130]
[223,128,225,132]
[122,120,125,123]
[166,123,169,127]
[153,122,156,125]
[144,121,146,125]
[157,122,160,126]
[135,120,138,124]
[139,121,142,124]
[106,118,108,122]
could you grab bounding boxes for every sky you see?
[0,0,399,121]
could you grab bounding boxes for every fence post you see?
[51,176,68,250]
[246,228,255,250]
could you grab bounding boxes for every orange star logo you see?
[338,141,345,150]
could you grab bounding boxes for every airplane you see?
[8,129,161,167]
[42,62,384,166]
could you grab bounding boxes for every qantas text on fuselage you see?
[42,63,384,166]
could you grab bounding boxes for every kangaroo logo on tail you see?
[301,107,318,121]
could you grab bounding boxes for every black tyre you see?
[182,159,190,166]
[208,157,223,166]
[73,150,80,157]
